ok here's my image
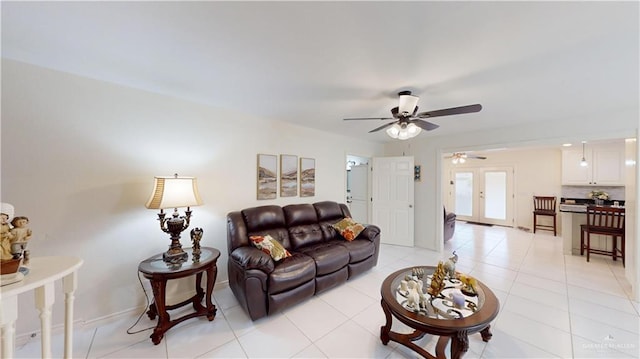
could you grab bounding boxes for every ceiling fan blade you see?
[411,119,440,131]
[417,104,482,118]
[344,117,395,121]
[467,155,487,159]
[368,121,397,133]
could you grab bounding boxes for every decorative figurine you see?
[0,211,15,260]
[10,216,32,259]
[428,261,447,297]
[191,227,203,262]
[412,267,425,279]
[450,292,465,309]
[458,273,478,296]
[406,280,421,310]
[443,251,458,279]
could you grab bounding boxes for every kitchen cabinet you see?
[562,142,625,185]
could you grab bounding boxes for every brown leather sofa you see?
[444,207,456,241]
[226,201,381,320]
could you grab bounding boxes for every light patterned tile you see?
[570,313,640,358]
[284,297,348,341]
[314,320,392,358]
[513,271,567,296]
[494,310,572,358]
[165,315,237,358]
[503,294,570,332]
[317,282,377,317]
[510,281,569,311]
[196,339,247,358]
[569,297,640,334]
[572,334,638,358]
[292,343,328,359]
[236,315,310,358]
[568,284,636,314]
[481,327,560,358]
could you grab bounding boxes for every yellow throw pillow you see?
[249,234,292,261]
[332,217,365,241]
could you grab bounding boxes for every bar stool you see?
[533,196,557,236]
[580,206,625,266]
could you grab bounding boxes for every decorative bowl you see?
[1,258,22,275]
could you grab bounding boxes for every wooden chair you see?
[533,196,557,236]
[580,206,625,266]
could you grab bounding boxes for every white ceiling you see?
[2,2,638,143]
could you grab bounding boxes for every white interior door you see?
[348,164,368,223]
[371,156,414,246]
[452,167,513,226]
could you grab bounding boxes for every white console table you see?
[0,256,83,358]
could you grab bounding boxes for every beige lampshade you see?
[145,176,203,209]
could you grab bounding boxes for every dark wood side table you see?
[380,266,499,359]
[138,247,221,345]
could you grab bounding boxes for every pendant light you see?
[580,141,588,167]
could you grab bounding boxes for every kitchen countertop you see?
[559,199,625,213]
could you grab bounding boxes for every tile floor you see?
[14,222,640,358]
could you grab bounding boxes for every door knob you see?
[409,204,413,208]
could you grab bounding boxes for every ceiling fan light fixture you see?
[386,123,401,138]
[451,152,466,164]
[398,94,419,115]
[386,122,421,140]
[406,123,422,137]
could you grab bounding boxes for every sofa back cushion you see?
[314,201,352,241]
[242,205,291,249]
[283,204,324,250]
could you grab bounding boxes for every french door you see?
[451,167,514,227]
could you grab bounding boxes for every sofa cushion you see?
[243,205,291,249]
[339,239,375,263]
[332,217,365,241]
[299,241,350,276]
[284,204,324,249]
[314,201,347,222]
[269,253,316,294]
[314,201,351,241]
[249,235,292,261]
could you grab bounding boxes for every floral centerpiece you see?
[588,190,609,200]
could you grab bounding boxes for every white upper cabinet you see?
[562,142,625,186]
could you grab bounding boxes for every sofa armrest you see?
[229,247,275,274]
[445,211,456,222]
[358,224,381,242]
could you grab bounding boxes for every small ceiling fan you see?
[446,152,487,164]
[343,91,482,139]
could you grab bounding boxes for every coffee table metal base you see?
[380,299,493,359]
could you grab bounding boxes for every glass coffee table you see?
[380,266,499,359]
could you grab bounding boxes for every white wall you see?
[1,60,385,335]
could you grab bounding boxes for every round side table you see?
[138,247,220,345]
[380,266,499,359]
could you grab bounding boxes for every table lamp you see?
[145,174,203,264]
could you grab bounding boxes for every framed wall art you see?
[257,154,277,200]
[280,154,298,197]
[300,157,315,197]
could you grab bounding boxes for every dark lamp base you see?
[163,250,188,265]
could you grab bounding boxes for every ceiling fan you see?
[446,152,487,164]
[343,91,482,140]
